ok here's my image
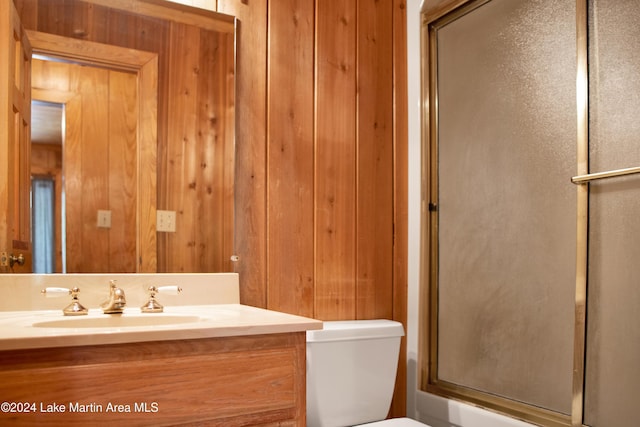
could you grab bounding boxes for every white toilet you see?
[306,319,429,427]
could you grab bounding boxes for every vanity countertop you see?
[0,304,322,351]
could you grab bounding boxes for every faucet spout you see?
[102,280,126,314]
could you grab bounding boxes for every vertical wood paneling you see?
[196,29,222,271]
[267,0,315,317]
[34,0,79,36]
[108,70,137,272]
[218,0,269,308]
[137,56,158,273]
[12,0,37,29]
[79,66,110,272]
[160,24,231,273]
[356,0,394,320]
[162,22,201,272]
[84,1,108,42]
[196,29,224,271]
[64,96,82,272]
[315,0,358,320]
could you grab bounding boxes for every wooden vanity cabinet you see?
[0,332,306,426]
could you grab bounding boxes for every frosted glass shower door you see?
[584,1,640,425]
[431,0,577,416]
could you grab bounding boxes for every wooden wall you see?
[214,0,407,315]
[161,16,235,273]
[215,0,408,416]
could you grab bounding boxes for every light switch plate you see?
[157,210,176,232]
[97,210,112,228]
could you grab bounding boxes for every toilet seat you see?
[361,417,430,426]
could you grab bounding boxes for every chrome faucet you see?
[101,280,126,314]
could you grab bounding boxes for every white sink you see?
[0,303,322,351]
[33,315,203,329]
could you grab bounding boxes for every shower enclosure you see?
[422,0,640,426]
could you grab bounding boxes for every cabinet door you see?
[0,0,32,273]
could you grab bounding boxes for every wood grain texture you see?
[356,0,394,320]
[108,70,138,272]
[267,0,315,318]
[155,18,235,274]
[79,66,111,272]
[163,22,201,272]
[0,0,33,272]
[63,95,83,273]
[85,0,234,34]
[217,0,269,308]
[25,30,157,71]
[315,0,358,320]
[0,333,306,426]
[137,55,159,273]
[196,29,222,272]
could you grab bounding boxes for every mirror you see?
[4,0,236,274]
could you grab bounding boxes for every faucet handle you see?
[41,287,73,297]
[157,285,182,295]
[140,285,182,313]
[42,287,88,316]
[141,286,163,313]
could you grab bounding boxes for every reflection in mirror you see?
[31,99,63,273]
[27,35,158,274]
[5,0,236,274]
[30,57,142,273]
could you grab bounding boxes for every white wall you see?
[405,2,534,426]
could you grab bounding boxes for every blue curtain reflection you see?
[32,177,55,273]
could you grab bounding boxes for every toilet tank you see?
[306,319,405,427]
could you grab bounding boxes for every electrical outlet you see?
[157,210,176,232]
[97,210,112,228]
